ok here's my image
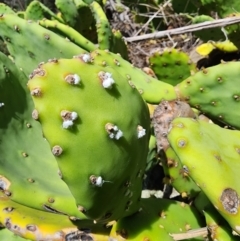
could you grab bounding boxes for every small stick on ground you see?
[125,16,240,42]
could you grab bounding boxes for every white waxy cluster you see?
[72,74,80,84]
[89,175,111,187]
[65,74,81,85]
[81,53,91,63]
[0,103,4,108]
[61,110,78,129]
[137,125,146,139]
[105,123,123,140]
[98,71,115,89]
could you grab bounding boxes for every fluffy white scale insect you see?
[137,126,146,138]
[102,76,115,88]
[71,111,78,120]
[81,53,91,63]
[90,175,112,187]
[115,130,123,140]
[72,74,80,84]
[62,120,74,129]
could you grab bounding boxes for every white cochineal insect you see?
[89,175,112,187]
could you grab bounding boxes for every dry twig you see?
[125,16,240,42]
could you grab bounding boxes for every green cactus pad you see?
[74,0,94,33]
[0,13,85,76]
[25,0,63,22]
[149,48,197,86]
[110,198,205,240]
[0,3,15,14]
[191,15,225,42]
[200,0,240,17]
[168,117,240,234]
[0,228,31,241]
[175,61,240,129]
[90,50,177,104]
[90,1,112,50]
[39,19,96,52]
[0,194,109,241]
[110,29,128,59]
[0,51,84,218]
[163,147,201,199]
[55,0,79,27]
[28,54,150,222]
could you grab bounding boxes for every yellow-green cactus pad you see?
[0,194,109,241]
[168,117,240,234]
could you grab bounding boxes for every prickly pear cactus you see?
[28,52,150,223]
[110,197,205,240]
[194,192,240,241]
[90,49,177,104]
[38,18,97,52]
[152,100,201,198]
[168,117,240,234]
[149,48,197,86]
[191,15,225,42]
[55,0,79,27]
[90,1,112,50]
[175,61,240,129]
[0,228,31,241]
[0,194,109,241]
[0,13,85,76]
[196,40,238,56]
[162,148,201,199]
[0,3,15,14]
[0,51,84,218]
[25,0,63,22]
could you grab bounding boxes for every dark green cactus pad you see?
[90,50,177,104]
[55,0,79,27]
[192,15,225,42]
[90,1,112,50]
[172,0,200,14]
[226,17,240,50]
[175,62,240,129]
[0,194,110,241]
[149,48,197,86]
[110,29,128,60]
[28,53,150,222]
[0,13,85,76]
[200,0,240,17]
[168,117,240,234]
[0,51,84,218]
[25,0,64,22]
[110,198,205,240]
[74,0,94,34]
